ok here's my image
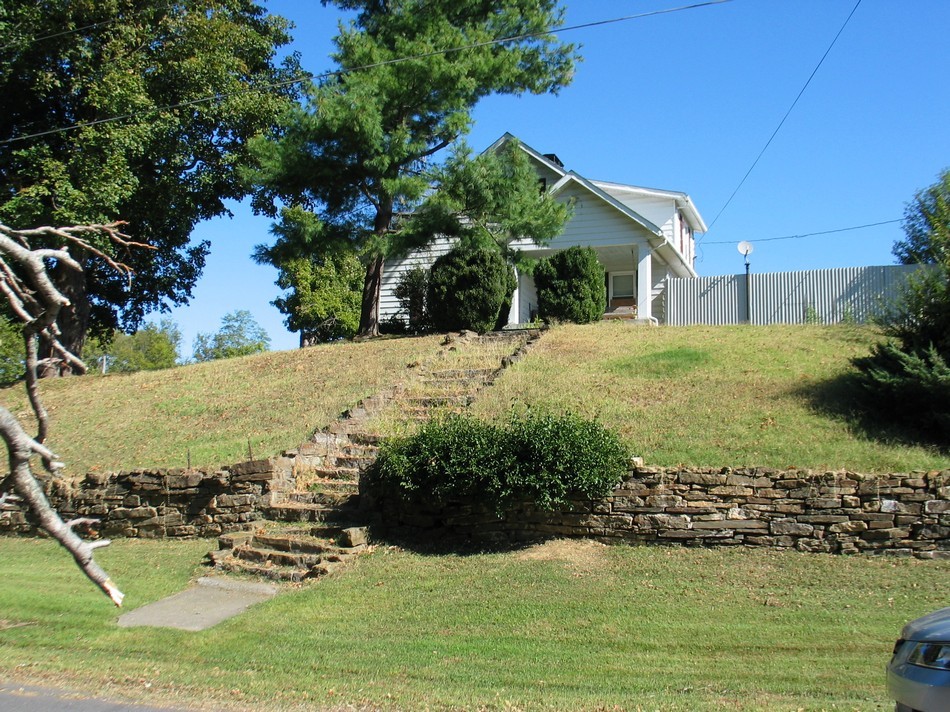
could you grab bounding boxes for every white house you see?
[379,133,707,326]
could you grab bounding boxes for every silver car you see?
[888,607,950,712]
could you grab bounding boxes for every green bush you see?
[0,316,24,386]
[393,266,431,333]
[853,340,950,442]
[427,246,515,333]
[852,260,950,443]
[370,412,628,512]
[534,246,605,324]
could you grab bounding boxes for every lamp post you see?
[737,241,754,324]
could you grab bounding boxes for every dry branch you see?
[0,222,147,606]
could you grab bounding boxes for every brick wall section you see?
[0,457,294,538]
[365,466,950,559]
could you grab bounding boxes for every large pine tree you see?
[249,0,578,337]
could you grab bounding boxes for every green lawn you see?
[0,334,443,475]
[0,537,945,711]
[0,323,945,476]
[472,322,949,472]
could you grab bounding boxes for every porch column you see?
[636,244,652,321]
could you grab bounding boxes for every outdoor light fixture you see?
[738,241,753,323]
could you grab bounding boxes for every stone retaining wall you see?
[5,462,950,558]
[0,457,293,538]
[365,466,950,559]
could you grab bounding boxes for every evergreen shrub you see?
[393,266,430,333]
[370,412,628,512]
[534,246,605,324]
[427,246,515,333]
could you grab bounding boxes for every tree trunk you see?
[39,262,89,377]
[358,255,384,337]
[357,204,393,338]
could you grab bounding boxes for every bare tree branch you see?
[0,222,148,606]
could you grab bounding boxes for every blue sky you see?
[166,0,950,355]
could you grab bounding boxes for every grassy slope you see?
[0,335,443,475]
[472,322,949,472]
[1,325,949,711]
[1,537,946,711]
[0,323,945,476]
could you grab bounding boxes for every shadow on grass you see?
[792,370,950,453]
[368,524,556,558]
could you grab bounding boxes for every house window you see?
[608,271,636,311]
[611,273,635,299]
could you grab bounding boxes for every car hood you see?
[902,607,950,642]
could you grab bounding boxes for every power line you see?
[0,19,116,51]
[0,2,181,52]
[1,0,732,146]
[700,0,863,239]
[703,218,901,245]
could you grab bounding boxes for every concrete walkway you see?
[117,576,277,632]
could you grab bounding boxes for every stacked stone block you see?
[368,466,950,559]
[0,457,294,538]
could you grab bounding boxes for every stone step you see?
[330,454,376,469]
[399,395,473,408]
[301,465,360,481]
[212,554,346,582]
[276,490,357,507]
[250,532,345,557]
[305,480,360,495]
[234,545,326,569]
[425,368,496,380]
[265,502,349,523]
[347,432,384,446]
[400,405,466,420]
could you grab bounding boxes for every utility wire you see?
[700,0,863,239]
[1,0,732,146]
[0,1,181,51]
[703,218,901,245]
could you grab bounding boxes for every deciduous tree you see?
[0,0,300,367]
[249,0,577,337]
[85,319,182,373]
[193,310,270,361]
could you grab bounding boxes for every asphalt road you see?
[0,683,191,711]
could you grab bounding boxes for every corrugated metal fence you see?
[665,265,921,326]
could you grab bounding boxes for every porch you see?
[507,243,660,325]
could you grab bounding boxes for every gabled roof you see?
[484,132,567,179]
[484,133,704,278]
[592,180,708,234]
[549,171,663,237]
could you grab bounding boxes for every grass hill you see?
[0,322,945,476]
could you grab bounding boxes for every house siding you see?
[379,236,456,322]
